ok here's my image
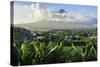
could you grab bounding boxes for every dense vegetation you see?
[11,27,97,66]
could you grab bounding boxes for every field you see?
[11,26,97,66]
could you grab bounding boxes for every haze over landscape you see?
[13,1,97,30]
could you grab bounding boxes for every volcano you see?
[14,3,97,31]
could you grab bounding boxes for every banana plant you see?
[66,43,97,62]
[19,41,65,65]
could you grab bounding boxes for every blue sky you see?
[43,3,97,18]
[13,1,97,18]
[12,1,97,24]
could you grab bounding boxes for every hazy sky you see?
[12,1,97,24]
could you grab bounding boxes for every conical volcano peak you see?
[59,9,66,13]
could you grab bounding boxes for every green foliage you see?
[65,43,97,62]
[12,27,97,66]
[13,27,33,48]
[13,40,97,66]
[17,41,66,65]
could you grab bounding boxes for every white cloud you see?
[14,3,96,25]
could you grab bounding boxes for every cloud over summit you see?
[14,2,97,29]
